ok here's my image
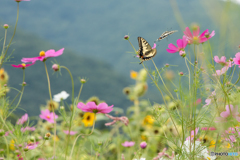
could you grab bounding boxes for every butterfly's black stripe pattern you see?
[137,37,157,64]
[156,30,178,41]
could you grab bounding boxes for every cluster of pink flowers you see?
[166,25,215,56]
[16,113,28,125]
[121,141,135,147]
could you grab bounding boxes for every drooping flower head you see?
[11,63,34,69]
[183,26,215,44]
[21,48,64,63]
[39,109,58,123]
[166,36,188,54]
[53,91,69,102]
[77,102,113,114]
[121,141,135,147]
[16,113,28,125]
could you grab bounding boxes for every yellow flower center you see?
[47,115,50,119]
[39,51,45,56]
[193,36,198,41]
[207,157,211,160]
[22,63,26,67]
[130,70,138,79]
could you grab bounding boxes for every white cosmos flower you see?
[53,91,69,102]
[175,140,216,160]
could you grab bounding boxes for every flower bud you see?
[0,149,4,154]
[174,89,178,92]
[3,24,9,29]
[179,72,184,76]
[204,31,210,38]
[124,35,129,40]
[165,63,169,67]
[80,79,86,84]
[0,129,4,136]
[22,82,26,86]
[179,50,186,57]
[52,64,59,72]
[60,106,64,110]
[98,141,103,146]
[15,150,20,155]
[140,141,147,149]
[30,136,35,142]
[23,147,29,152]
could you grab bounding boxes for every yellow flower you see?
[10,139,15,150]
[52,135,59,142]
[209,140,215,148]
[143,115,154,127]
[47,100,59,111]
[82,112,96,127]
[0,68,9,84]
[141,135,148,141]
[130,70,138,79]
[225,143,231,148]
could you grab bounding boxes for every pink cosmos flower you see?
[153,148,175,160]
[17,113,28,125]
[121,141,135,147]
[21,48,64,63]
[186,127,199,141]
[21,126,35,132]
[63,130,77,135]
[214,56,233,67]
[233,52,240,67]
[183,26,215,44]
[216,105,240,122]
[77,102,113,114]
[5,130,13,136]
[39,109,58,123]
[12,63,34,69]
[25,142,39,150]
[212,66,229,76]
[152,43,157,49]
[201,127,216,131]
[166,36,188,54]
[203,99,211,107]
[105,114,129,126]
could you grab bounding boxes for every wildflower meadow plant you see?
[1,1,240,160]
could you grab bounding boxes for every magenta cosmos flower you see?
[21,48,64,63]
[122,141,135,147]
[183,26,215,44]
[77,102,113,114]
[216,105,240,122]
[233,52,240,67]
[186,127,199,141]
[16,113,28,125]
[39,109,58,123]
[63,130,77,135]
[25,142,39,150]
[166,36,188,54]
[12,63,34,69]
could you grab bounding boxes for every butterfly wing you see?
[156,30,178,41]
[137,37,157,64]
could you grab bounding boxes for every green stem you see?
[43,62,56,157]
[1,29,7,57]
[6,70,25,118]
[60,66,75,160]
[69,115,96,159]
[0,3,19,69]
[3,136,9,160]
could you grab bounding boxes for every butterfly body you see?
[137,37,157,64]
[156,30,178,42]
